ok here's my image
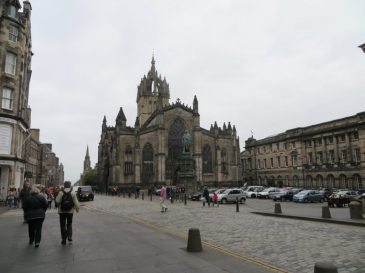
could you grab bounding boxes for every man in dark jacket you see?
[19,181,31,223]
[203,188,210,207]
[23,187,48,248]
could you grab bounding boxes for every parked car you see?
[190,192,203,201]
[357,189,365,196]
[293,190,324,203]
[217,188,246,204]
[258,187,280,199]
[244,186,264,198]
[271,190,294,201]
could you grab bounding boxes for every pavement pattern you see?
[83,195,365,273]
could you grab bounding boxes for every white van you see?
[244,186,264,198]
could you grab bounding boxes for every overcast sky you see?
[28,0,365,182]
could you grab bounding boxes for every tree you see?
[83,169,99,188]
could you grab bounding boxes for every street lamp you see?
[359,43,365,53]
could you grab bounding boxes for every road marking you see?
[84,205,292,273]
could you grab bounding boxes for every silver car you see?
[217,188,246,204]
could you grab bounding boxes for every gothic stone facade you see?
[241,111,365,190]
[97,58,241,190]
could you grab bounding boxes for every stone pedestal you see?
[176,152,196,194]
[322,206,332,219]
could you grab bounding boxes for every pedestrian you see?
[47,192,53,209]
[19,181,31,223]
[203,188,210,207]
[160,185,167,212]
[23,187,48,248]
[213,191,219,207]
[6,190,14,209]
[56,181,80,245]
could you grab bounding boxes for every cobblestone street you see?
[85,195,365,273]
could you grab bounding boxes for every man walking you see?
[160,186,167,212]
[56,181,79,245]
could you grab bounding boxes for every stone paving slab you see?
[85,195,365,273]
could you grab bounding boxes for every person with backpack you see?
[55,181,79,245]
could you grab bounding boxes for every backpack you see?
[61,190,74,210]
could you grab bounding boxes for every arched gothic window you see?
[166,118,186,179]
[353,174,362,189]
[124,146,133,175]
[327,174,335,189]
[142,143,154,184]
[221,148,228,174]
[202,145,213,173]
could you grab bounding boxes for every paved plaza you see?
[84,194,365,273]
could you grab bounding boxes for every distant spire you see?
[86,145,90,157]
[193,95,198,113]
[151,54,156,71]
[102,116,107,131]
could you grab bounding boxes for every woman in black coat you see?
[23,187,48,248]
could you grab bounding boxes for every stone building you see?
[97,58,241,190]
[241,112,365,190]
[0,1,32,196]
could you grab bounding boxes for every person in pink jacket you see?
[160,186,167,212]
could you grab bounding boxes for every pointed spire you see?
[233,125,236,133]
[102,116,107,131]
[223,122,227,131]
[86,145,90,158]
[116,107,127,122]
[228,122,232,130]
[210,124,214,132]
[151,55,156,71]
[193,95,199,113]
[214,121,218,129]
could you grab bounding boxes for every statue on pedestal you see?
[182,130,191,153]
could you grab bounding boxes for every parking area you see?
[85,194,365,273]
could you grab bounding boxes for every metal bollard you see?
[184,194,187,205]
[203,200,205,207]
[322,206,331,219]
[236,197,239,212]
[187,228,203,252]
[142,193,144,200]
[314,262,338,273]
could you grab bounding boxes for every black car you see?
[77,185,94,201]
[271,190,294,201]
[190,192,202,201]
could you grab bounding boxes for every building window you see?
[285,156,288,167]
[284,142,288,150]
[263,146,266,153]
[317,152,323,165]
[340,135,346,142]
[353,132,359,140]
[2,88,13,110]
[307,140,312,147]
[263,159,267,169]
[9,26,18,43]
[328,150,335,164]
[8,5,17,18]
[124,146,133,175]
[292,154,298,166]
[354,148,361,164]
[276,143,280,151]
[340,150,347,163]
[270,158,274,168]
[328,136,334,144]
[5,52,17,75]
[308,152,313,165]
[202,145,213,173]
[292,141,296,148]
[141,143,154,184]
[221,149,228,174]
[277,156,281,167]
[316,139,322,146]
[257,159,261,169]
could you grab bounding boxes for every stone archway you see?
[326,174,335,189]
[339,174,347,189]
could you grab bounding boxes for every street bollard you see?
[274,203,282,214]
[184,194,187,205]
[203,200,205,207]
[236,197,239,212]
[187,228,203,252]
[150,193,153,201]
[314,261,338,273]
[142,193,144,200]
[349,201,363,219]
[321,206,331,219]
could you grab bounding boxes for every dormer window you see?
[8,5,17,18]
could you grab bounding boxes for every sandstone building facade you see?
[97,58,241,190]
[0,1,63,198]
[241,112,365,190]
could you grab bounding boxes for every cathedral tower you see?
[136,56,170,126]
[83,146,91,173]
